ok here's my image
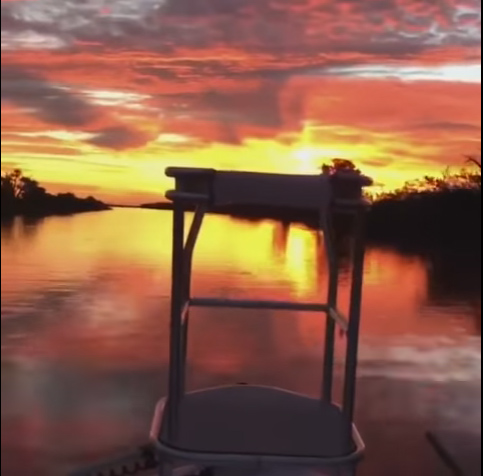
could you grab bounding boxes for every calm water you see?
[1,209,481,476]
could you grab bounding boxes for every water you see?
[1,208,480,476]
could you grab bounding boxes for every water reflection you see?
[1,215,44,243]
[1,209,481,476]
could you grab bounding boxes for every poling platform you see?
[150,167,372,476]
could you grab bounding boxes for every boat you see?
[72,167,372,476]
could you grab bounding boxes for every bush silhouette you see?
[1,169,109,219]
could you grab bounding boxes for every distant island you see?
[141,202,174,211]
[141,158,481,250]
[1,169,110,220]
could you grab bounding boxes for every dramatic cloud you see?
[1,0,480,58]
[1,65,151,150]
[1,66,100,126]
[0,0,481,203]
[88,126,152,150]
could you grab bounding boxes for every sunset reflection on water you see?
[1,208,481,476]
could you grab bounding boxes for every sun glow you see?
[292,144,360,173]
[1,74,480,204]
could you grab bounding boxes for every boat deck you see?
[153,386,359,462]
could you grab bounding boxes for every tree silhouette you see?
[1,169,47,201]
[320,158,361,176]
[20,177,47,200]
[466,155,481,170]
[1,169,108,219]
[1,169,23,199]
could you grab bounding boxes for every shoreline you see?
[139,189,481,251]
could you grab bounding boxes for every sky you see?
[1,0,481,204]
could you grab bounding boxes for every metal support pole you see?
[322,216,339,402]
[179,305,189,398]
[167,203,185,441]
[179,206,206,397]
[191,297,327,312]
[342,209,367,436]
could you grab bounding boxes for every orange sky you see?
[1,0,481,204]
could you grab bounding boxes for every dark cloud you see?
[1,65,150,150]
[147,80,288,145]
[199,86,284,128]
[88,126,152,150]
[1,0,480,60]
[0,0,479,152]
[163,0,248,16]
[1,66,98,127]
